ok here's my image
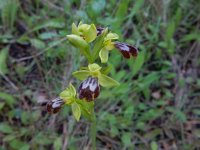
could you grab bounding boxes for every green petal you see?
[69,83,76,96]
[66,34,88,49]
[84,24,97,43]
[72,70,90,80]
[72,23,79,35]
[104,40,115,50]
[98,74,120,87]
[99,48,109,63]
[88,63,101,72]
[78,24,90,32]
[59,83,76,104]
[78,21,83,27]
[105,32,119,41]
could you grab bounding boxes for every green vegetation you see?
[0,0,200,149]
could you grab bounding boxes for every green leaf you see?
[92,28,108,62]
[0,92,16,107]
[175,110,187,122]
[89,0,106,15]
[30,39,45,49]
[174,8,182,27]
[151,141,158,150]
[138,72,160,90]
[99,48,108,63]
[53,137,62,150]
[131,50,145,76]
[0,48,8,75]
[166,21,175,42]
[31,19,65,32]
[113,0,131,30]
[34,133,53,145]
[98,74,120,87]
[1,0,19,29]
[19,145,30,150]
[0,123,13,133]
[127,0,144,18]
[72,70,90,80]
[122,132,131,146]
[72,102,81,121]
[144,129,162,140]
[9,139,28,150]
[39,32,59,40]
[3,134,16,142]
[0,102,5,110]
[181,32,200,42]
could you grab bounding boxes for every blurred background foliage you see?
[0,0,200,149]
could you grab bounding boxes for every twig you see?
[14,37,67,62]
[182,42,197,67]
[62,122,68,150]
[41,0,65,13]
[0,71,18,91]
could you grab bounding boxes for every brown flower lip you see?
[78,76,100,102]
[46,97,64,114]
[114,42,139,58]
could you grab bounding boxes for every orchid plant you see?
[47,22,138,119]
[46,22,138,148]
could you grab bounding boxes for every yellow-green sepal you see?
[71,102,81,121]
[98,74,120,87]
[104,40,115,50]
[72,70,90,80]
[59,83,76,104]
[72,23,79,35]
[105,32,119,41]
[99,48,109,63]
[88,63,101,72]
[78,23,90,32]
[84,24,97,43]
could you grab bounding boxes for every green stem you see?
[91,108,97,150]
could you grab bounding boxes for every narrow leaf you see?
[0,123,13,133]
[0,48,8,75]
[92,28,108,62]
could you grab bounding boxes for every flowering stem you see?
[91,107,97,150]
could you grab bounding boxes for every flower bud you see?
[114,42,138,58]
[66,34,89,49]
[78,77,100,101]
[46,97,64,114]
